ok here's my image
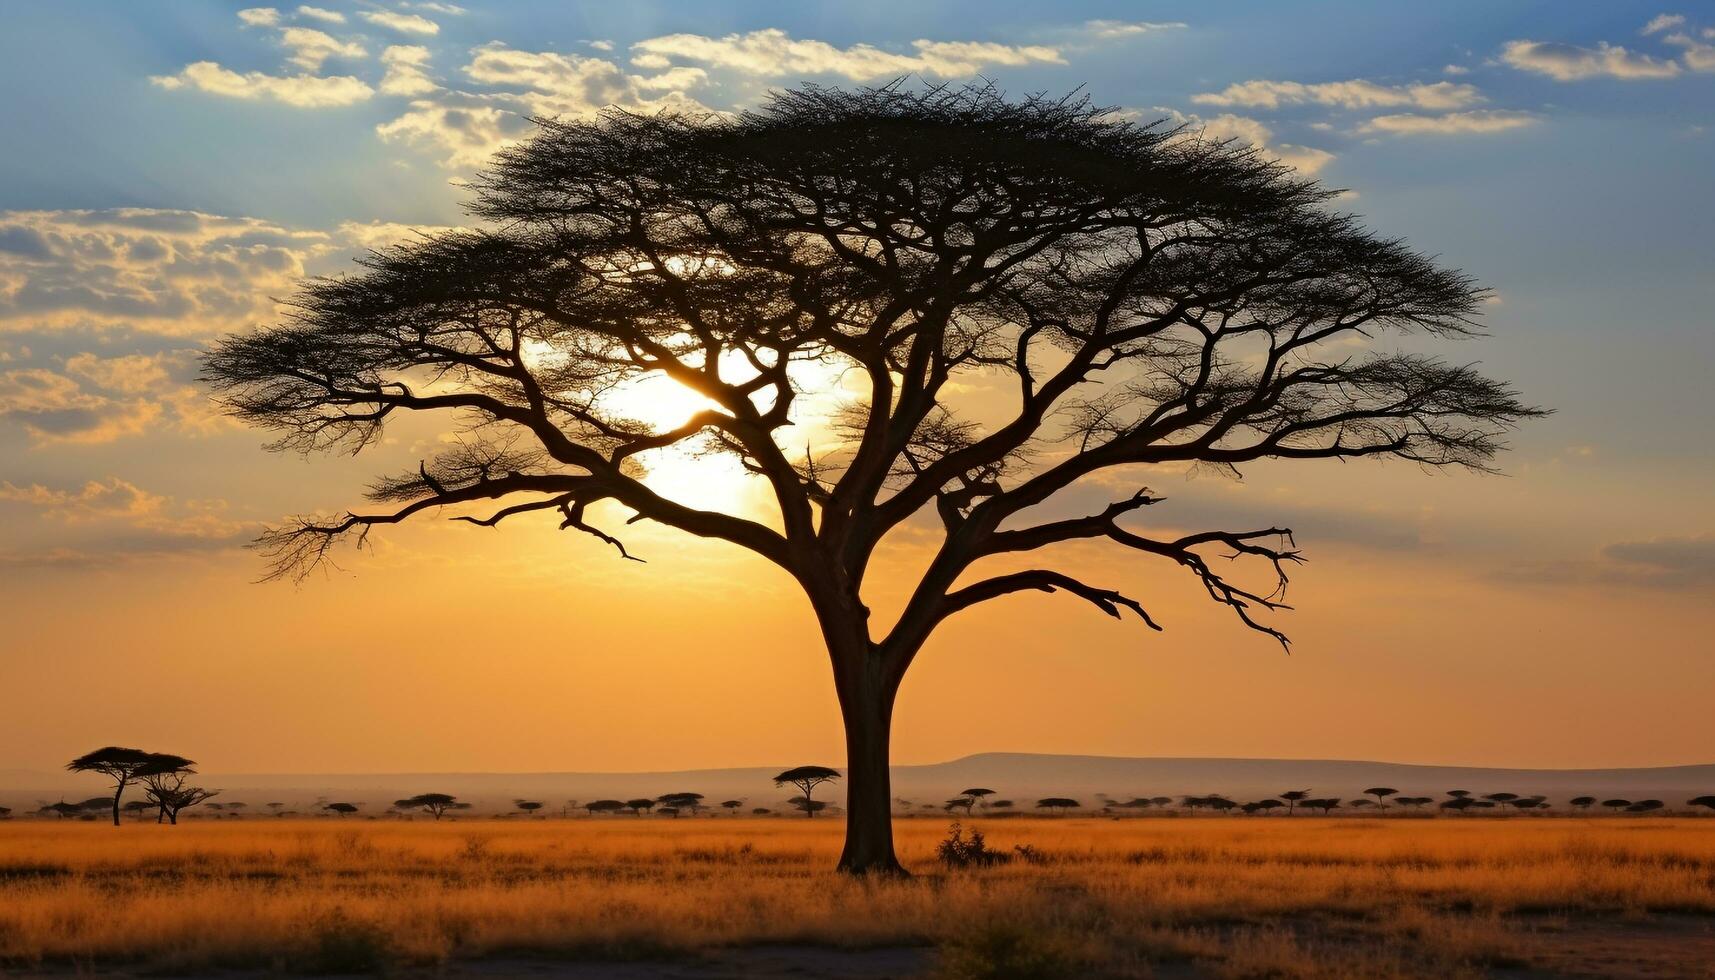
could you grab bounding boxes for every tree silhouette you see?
[204,83,1540,875]
[1394,796,1431,809]
[945,797,975,815]
[789,796,829,816]
[721,799,744,814]
[1305,798,1341,814]
[1364,787,1397,808]
[66,747,159,826]
[514,799,544,816]
[1280,790,1310,816]
[585,799,625,815]
[1626,799,1664,814]
[137,754,210,824]
[1037,798,1080,814]
[397,793,461,819]
[626,798,657,816]
[658,792,705,816]
[961,788,996,812]
[324,802,359,817]
[1447,790,1471,800]
[1689,795,1715,812]
[1570,796,1596,812]
[774,767,840,819]
[1601,798,1631,814]
[988,800,1015,810]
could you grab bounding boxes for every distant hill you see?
[4,753,1711,813]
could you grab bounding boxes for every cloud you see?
[279,27,365,71]
[411,1,465,13]
[1507,534,1715,591]
[375,92,536,168]
[0,208,330,338]
[628,28,1064,80]
[237,7,280,28]
[379,45,713,167]
[0,478,253,563]
[1642,13,1685,35]
[1443,64,1470,76]
[379,44,437,95]
[360,10,439,35]
[1359,109,1538,135]
[1148,108,1334,174]
[151,61,373,107]
[1500,39,1681,80]
[1193,78,1483,111]
[296,5,345,24]
[1663,32,1715,72]
[1081,20,1187,39]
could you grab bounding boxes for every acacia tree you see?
[775,766,840,818]
[398,793,461,819]
[203,84,1540,875]
[66,747,158,827]
[136,753,204,824]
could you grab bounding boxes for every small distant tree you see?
[1689,795,1715,813]
[1349,798,1375,810]
[66,747,159,826]
[1206,796,1238,814]
[1150,797,1173,808]
[1255,799,1284,814]
[961,788,996,812]
[753,807,772,815]
[988,799,1015,810]
[398,793,461,819]
[122,800,153,820]
[324,802,360,817]
[658,792,705,815]
[1280,790,1310,816]
[627,798,657,816]
[0,805,11,819]
[1447,790,1471,800]
[1601,798,1631,814]
[1305,798,1341,815]
[1036,798,1080,814]
[43,801,82,819]
[790,796,829,816]
[774,767,840,819]
[79,797,113,814]
[514,799,544,816]
[1626,799,1664,815]
[1396,796,1433,809]
[1483,793,1518,809]
[267,802,285,816]
[585,799,625,815]
[1570,796,1596,812]
[1364,787,1397,808]
[945,796,976,816]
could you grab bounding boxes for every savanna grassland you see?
[2,817,1713,979]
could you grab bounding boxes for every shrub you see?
[937,823,1011,869]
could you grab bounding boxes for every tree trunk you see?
[834,656,905,876]
[110,781,124,827]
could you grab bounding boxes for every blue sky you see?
[1,2,1711,770]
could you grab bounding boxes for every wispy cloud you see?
[295,5,345,25]
[628,29,1065,80]
[151,62,373,106]
[1193,78,1483,111]
[360,10,440,36]
[1641,13,1686,36]
[1500,39,1681,80]
[237,7,280,28]
[1360,109,1538,135]
[279,27,365,71]
[1147,107,1334,174]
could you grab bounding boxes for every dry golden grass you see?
[1,816,1712,976]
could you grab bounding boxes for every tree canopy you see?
[204,82,1540,874]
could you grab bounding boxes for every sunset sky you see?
[2,1,1711,777]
